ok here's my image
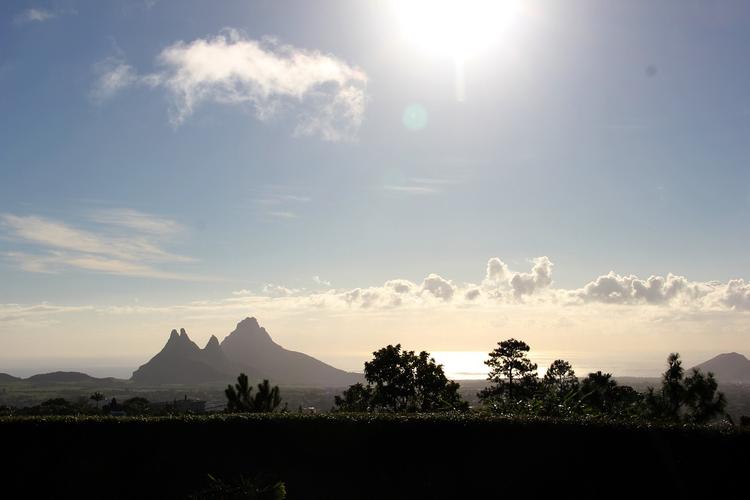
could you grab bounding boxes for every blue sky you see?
[2,1,750,374]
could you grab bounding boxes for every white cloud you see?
[93,29,368,141]
[485,257,509,283]
[312,275,331,286]
[420,273,456,301]
[573,272,710,307]
[262,284,300,297]
[212,256,750,314]
[509,256,553,298]
[717,279,750,311]
[0,211,202,280]
[14,8,55,24]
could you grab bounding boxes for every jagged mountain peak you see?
[225,317,274,344]
[132,327,234,384]
[239,316,259,326]
[133,317,361,386]
[220,316,361,386]
[205,334,221,350]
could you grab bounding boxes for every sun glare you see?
[393,0,523,59]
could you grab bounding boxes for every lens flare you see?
[402,104,428,131]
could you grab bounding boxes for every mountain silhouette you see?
[220,317,361,386]
[131,328,251,384]
[25,371,121,384]
[692,352,750,383]
[131,318,361,386]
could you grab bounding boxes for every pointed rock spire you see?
[205,334,220,350]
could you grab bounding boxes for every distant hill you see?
[221,317,362,387]
[692,352,750,383]
[25,371,118,384]
[0,373,21,383]
[131,317,362,387]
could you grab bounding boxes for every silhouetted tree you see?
[580,371,618,412]
[479,338,538,402]
[253,379,282,413]
[683,369,726,423]
[24,398,79,416]
[334,383,373,412]
[122,397,151,416]
[643,353,726,423]
[89,391,104,409]
[661,353,685,419]
[335,344,467,412]
[225,374,282,413]
[542,359,578,395]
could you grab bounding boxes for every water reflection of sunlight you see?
[431,351,660,380]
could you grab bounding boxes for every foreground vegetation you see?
[334,339,729,426]
[1,412,748,498]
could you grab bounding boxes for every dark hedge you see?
[0,414,747,499]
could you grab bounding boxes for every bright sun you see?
[393,0,524,59]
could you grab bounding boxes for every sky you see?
[2,0,750,378]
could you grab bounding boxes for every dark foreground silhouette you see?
[1,413,748,499]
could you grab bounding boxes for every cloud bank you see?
[216,256,749,314]
[93,29,368,141]
[3,256,750,362]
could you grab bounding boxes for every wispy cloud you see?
[253,186,311,219]
[266,211,298,219]
[0,211,204,280]
[92,29,368,141]
[383,177,458,195]
[14,8,56,24]
[88,208,185,235]
[90,57,140,103]
[383,185,440,195]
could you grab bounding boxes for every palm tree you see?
[90,392,104,409]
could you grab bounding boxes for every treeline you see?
[1,394,192,417]
[333,339,727,424]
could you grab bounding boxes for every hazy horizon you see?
[2,1,750,376]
